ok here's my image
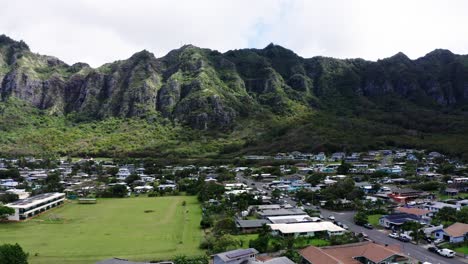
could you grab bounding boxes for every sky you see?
[1,0,467,67]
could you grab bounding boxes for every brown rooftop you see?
[300,242,407,264]
[396,207,431,216]
[444,222,468,237]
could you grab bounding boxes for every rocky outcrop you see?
[0,34,468,130]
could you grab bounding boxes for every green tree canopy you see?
[0,243,28,264]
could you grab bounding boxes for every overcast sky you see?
[1,0,467,67]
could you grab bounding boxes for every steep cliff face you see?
[1,34,468,131]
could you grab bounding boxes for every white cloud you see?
[0,0,467,67]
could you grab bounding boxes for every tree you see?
[197,182,225,202]
[354,211,368,226]
[213,218,237,235]
[271,189,281,200]
[248,224,271,253]
[99,185,128,198]
[45,171,63,192]
[173,255,208,264]
[0,193,19,204]
[337,162,352,175]
[124,174,141,186]
[457,207,468,224]
[0,206,15,220]
[0,243,28,264]
[107,167,119,177]
[433,207,458,225]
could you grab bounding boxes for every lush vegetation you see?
[2,35,468,159]
[0,243,28,264]
[0,196,203,264]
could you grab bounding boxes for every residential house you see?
[213,248,258,264]
[236,219,271,233]
[388,188,425,204]
[299,241,412,264]
[423,202,460,214]
[434,222,468,243]
[314,152,326,162]
[444,188,459,196]
[379,213,421,229]
[395,207,431,223]
[258,208,306,219]
[269,221,345,237]
[212,249,294,264]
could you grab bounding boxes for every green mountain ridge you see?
[1,34,468,159]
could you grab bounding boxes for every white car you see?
[437,248,455,258]
[342,224,349,230]
[388,233,399,239]
[328,215,335,220]
[433,238,444,245]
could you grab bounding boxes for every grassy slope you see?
[0,196,203,264]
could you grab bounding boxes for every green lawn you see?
[234,234,259,248]
[294,238,330,248]
[368,214,382,226]
[0,196,203,264]
[454,246,468,254]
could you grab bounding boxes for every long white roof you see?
[6,192,65,209]
[269,221,345,234]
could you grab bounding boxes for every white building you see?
[116,168,131,180]
[6,192,65,221]
[269,221,345,237]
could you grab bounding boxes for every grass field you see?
[0,196,203,264]
[368,214,382,227]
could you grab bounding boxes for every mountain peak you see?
[129,49,156,61]
[260,43,298,59]
[0,34,29,51]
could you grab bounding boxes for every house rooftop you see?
[269,221,344,234]
[258,208,306,217]
[236,219,270,228]
[214,248,258,262]
[381,213,420,224]
[444,222,468,237]
[395,207,431,216]
[300,241,406,264]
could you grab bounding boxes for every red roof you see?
[300,242,407,264]
[395,207,431,216]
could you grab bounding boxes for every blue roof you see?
[382,213,420,224]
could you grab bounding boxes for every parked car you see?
[427,247,439,254]
[359,232,368,238]
[319,214,324,219]
[433,238,444,245]
[398,236,411,242]
[437,248,455,258]
[336,221,343,227]
[388,233,399,239]
[342,224,349,230]
[363,223,373,229]
[423,236,432,243]
[328,215,335,220]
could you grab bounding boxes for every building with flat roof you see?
[6,192,65,221]
[213,248,258,264]
[267,215,321,224]
[269,221,345,237]
[258,208,306,218]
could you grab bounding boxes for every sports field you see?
[0,196,204,264]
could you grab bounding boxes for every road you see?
[321,209,466,264]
